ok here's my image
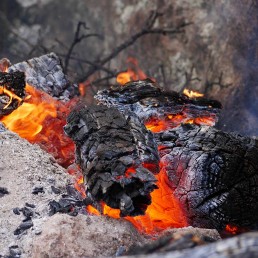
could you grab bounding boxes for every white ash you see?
[0,128,71,257]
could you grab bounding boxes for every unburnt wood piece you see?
[95,79,222,128]
[7,52,79,100]
[156,124,258,230]
[0,71,25,117]
[64,104,159,216]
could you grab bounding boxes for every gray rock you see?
[31,213,146,258]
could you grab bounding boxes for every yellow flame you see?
[183,89,204,98]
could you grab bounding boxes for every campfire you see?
[2,1,258,257]
[1,50,258,258]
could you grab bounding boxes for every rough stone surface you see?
[161,226,221,241]
[31,213,146,258]
[0,128,71,257]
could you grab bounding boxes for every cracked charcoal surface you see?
[95,79,221,126]
[156,124,258,229]
[0,71,25,117]
[64,104,159,216]
[7,52,79,100]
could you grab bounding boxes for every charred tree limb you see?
[156,124,258,229]
[8,53,79,100]
[0,71,25,117]
[64,104,159,216]
[78,11,192,83]
[96,79,221,128]
[121,232,258,258]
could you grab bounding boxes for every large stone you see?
[31,213,146,258]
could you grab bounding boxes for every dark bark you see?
[121,232,258,258]
[96,79,222,128]
[64,104,159,216]
[126,232,216,256]
[7,53,79,100]
[0,71,25,117]
[156,124,258,229]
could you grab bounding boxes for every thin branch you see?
[57,53,117,76]
[78,10,192,83]
[90,74,116,85]
[64,21,103,74]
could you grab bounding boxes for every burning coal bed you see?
[1,53,258,258]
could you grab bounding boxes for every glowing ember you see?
[183,89,204,98]
[0,84,77,167]
[145,114,216,133]
[225,224,239,235]
[0,87,23,109]
[100,163,187,234]
[116,57,148,85]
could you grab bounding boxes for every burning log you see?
[64,104,159,216]
[95,79,222,132]
[156,124,258,229]
[7,53,79,100]
[0,71,25,118]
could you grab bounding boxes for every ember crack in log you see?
[7,53,79,100]
[95,79,222,131]
[156,124,258,229]
[0,71,25,117]
[64,104,159,216]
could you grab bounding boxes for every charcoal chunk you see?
[32,186,45,194]
[14,220,33,235]
[64,105,159,216]
[0,186,9,197]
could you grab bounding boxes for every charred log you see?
[121,232,258,258]
[7,53,79,100]
[0,71,25,117]
[156,124,258,230]
[64,104,159,216]
[95,79,222,130]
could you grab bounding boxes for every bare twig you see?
[64,21,102,74]
[78,10,192,83]
[57,53,117,76]
[204,71,232,95]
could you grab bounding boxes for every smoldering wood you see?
[126,233,215,256]
[7,52,79,100]
[156,124,258,230]
[64,104,159,216]
[121,232,258,258]
[0,71,25,117]
[95,79,222,126]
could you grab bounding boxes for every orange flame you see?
[0,84,77,167]
[183,89,204,98]
[145,114,216,133]
[0,87,23,109]
[116,57,149,85]
[225,224,239,235]
[100,163,187,235]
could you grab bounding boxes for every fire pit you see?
[1,2,258,256]
[1,51,258,258]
